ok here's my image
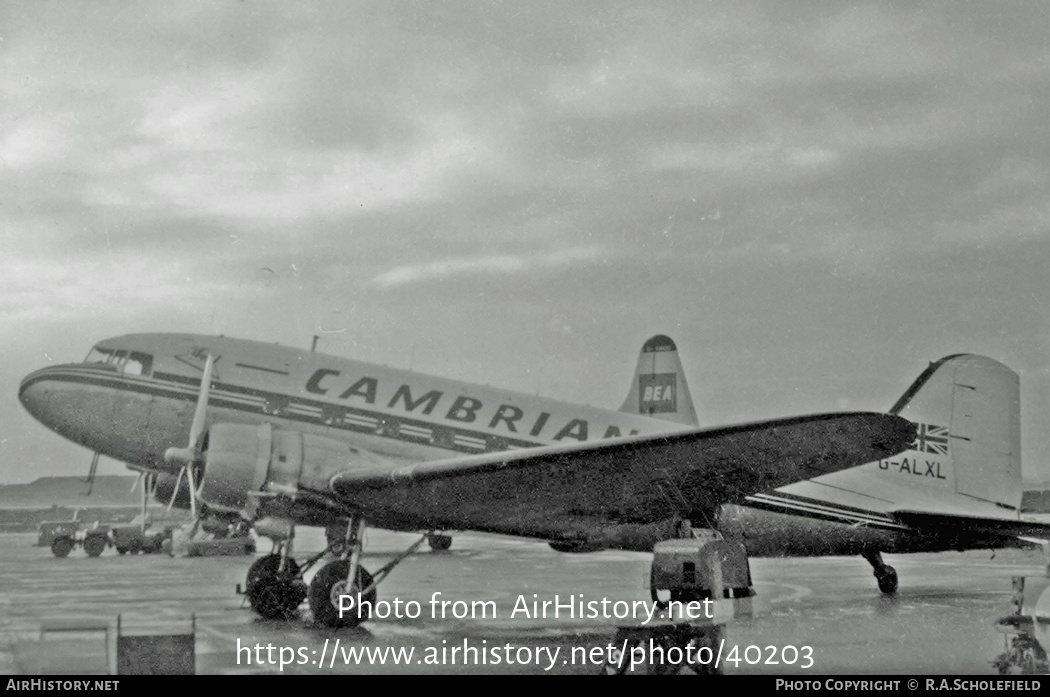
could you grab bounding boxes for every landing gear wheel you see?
[875,566,898,594]
[428,534,452,552]
[83,535,106,557]
[51,537,74,558]
[129,538,142,555]
[246,554,306,620]
[116,547,127,555]
[309,560,376,628]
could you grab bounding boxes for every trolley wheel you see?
[83,534,107,557]
[51,536,74,558]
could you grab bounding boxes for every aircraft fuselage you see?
[18,333,1016,559]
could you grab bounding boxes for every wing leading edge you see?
[328,412,915,547]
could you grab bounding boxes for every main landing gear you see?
[863,550,898,594]
[245,548,307,620]
[242,516,432,628]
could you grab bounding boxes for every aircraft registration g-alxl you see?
[18,332,1047,627]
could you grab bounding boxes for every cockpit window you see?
[84,346,122,367]
[83,346,153,376]
[124,352,153,376]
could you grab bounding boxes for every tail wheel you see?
[246,554,304,620]
[875,566,898,594]
[84,535,107,557]
[308,560,376,628]
[428,534,452,552]
[51,537,74,558]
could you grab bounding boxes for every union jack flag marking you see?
[913,423,950,456]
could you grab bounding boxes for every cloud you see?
[366,246,612,289]
[2,2,1050,483]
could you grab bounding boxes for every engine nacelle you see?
[198,422,387,519]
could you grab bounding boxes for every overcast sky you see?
[3,2,1049,485]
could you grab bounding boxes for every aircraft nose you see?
[18,365,78,428]
[19,368,54,422]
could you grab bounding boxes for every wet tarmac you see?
[0,530,1043,674]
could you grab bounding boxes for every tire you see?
[246,554,282,592]
[51,536,74,558]
[428,534,452,552]
[116,547,127,555]
[876,566,898,595]
[84,534,107,558]
[128,538,142,555]
[246,555,304,620]
[308,560,376,628]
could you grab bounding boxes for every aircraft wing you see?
[328,412,914,544]
[891,510,1050,542]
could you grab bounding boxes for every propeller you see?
[163,353,215,520]
[81,452,101,496]
[129,471,154,532]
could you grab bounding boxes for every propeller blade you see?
[81,452,100,496]
[187,353,215,452]
[187,465,198,520]
[129,471,143,494]
[164,353,215,466]
[165,466,186,516]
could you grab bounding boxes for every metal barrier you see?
[115,614,196,675]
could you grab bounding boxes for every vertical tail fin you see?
[888,354,1021,511]
[618,334,699,427]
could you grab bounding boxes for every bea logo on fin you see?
[639,373,677,413]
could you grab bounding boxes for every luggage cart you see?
[601,532,755,675]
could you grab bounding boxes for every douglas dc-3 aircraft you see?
[18,332,1047,627]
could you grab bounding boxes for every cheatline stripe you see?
[745,499,905,531]
[747,492,895,523]
[745,492,908,530]
[753,488,898,517]
[25,367,549,455]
